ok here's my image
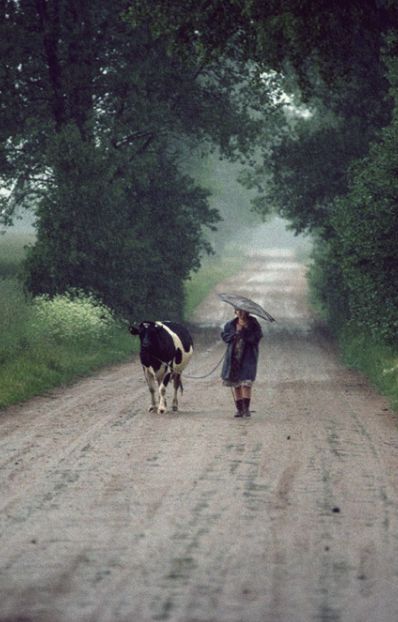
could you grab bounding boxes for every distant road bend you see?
[1,249,398,622]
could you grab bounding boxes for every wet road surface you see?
[1,250,398,622]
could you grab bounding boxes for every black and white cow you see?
[129,321,193,414]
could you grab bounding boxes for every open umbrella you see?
[218,292,276,323]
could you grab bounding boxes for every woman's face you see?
[235,309,249,321]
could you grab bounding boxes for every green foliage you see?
[0,233,238,408]
[239,2,395,237]
[306,38,398,346]
[0,276,134,409]
[126,0,255,68]
[309,237,398,411]
[247,0,395,123]
[338,325,398,411]
[245,3,398,349]
[0,333,133,410]
[330,112,398,344]
[32,291,114,343]
[262,115,365,235]
[2,0,397,393]
[0,236,133,409]
[307,238,350,333]
[1,0,272,320]
[0,278,35,365]
[22,125,219,319]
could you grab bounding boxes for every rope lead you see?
[183,352,225,380]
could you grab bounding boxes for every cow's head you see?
[129,321,160,350]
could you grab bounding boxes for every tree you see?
[5,0,395,337]
[241,0,397,223]
[23,126,218,318]
[242,1,398,343]
[329,46,398,343]
[0,0,267,318]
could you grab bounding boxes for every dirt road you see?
[1,251,398,622]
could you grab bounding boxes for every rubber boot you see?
[242,398,251,417]
[234,399,244,417]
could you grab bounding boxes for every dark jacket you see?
[221,316,263,382]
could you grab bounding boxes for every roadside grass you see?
[0,336,133,407]
[338,326,398,411]
[0,279,134,409]
[0,234,242,409]
[307,247,398,412]
[308,275,398,411]
[0,233,135,408]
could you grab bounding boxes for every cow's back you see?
[158,322,193,353]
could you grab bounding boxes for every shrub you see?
[32,290,114,343]
[0,283,133,408]
[330,118,398,345]
[307,237,350,334]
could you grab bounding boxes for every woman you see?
[221,308,263,417]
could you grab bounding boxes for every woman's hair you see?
[235,309,249,317]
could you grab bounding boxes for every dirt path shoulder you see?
[1,251,398,622]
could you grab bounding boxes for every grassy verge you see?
[337,325,398,411]
[0,279,135,409]
[0,334,133,407]
[308,273,398,411]
[307,246,398,411]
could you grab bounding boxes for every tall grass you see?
[0,280,134,408]
[0,234,135,408]
[338,325,398,411]
[308,252,398,411]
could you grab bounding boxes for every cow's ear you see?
[129,324,140,335]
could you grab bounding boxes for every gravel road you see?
[1,250,398,622]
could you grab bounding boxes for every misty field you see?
[0,233,240,409]
[0,232,34,278]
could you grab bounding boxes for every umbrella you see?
[218,292,276,323]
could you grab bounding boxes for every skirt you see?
[222,379,253,388]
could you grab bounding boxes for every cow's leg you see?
[144,367,158,412]
[171,373,182,412]
[158,370,171,414]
